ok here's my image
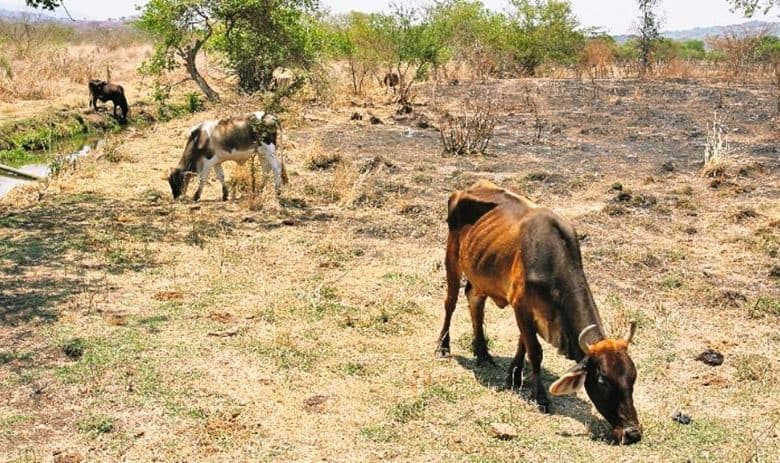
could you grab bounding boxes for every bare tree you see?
[636,0,661,77]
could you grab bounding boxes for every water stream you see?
[0,142,98,200]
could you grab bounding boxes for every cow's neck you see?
[563,284,607,361]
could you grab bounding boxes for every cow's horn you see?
[624,320,637,344]
[578,324,598,354]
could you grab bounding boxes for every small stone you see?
[696,349,724,366]
[671,411,692,425]
[490,422,518,440]
[53,451,83,463]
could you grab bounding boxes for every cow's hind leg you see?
[436,235,460,358]
[466,281,494,366]
[214,164,229,201]
[518,313,550,413]
[259,142,283,195]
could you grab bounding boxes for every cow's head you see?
[550,322,641,445]
[168,167,191,200]
[88,79,106,94]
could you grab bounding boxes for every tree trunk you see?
[184,47,220,102]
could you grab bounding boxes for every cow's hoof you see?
[475,354,496,367]
[537,402,551,414]
[435,347,450,359]
[504,371,524,390]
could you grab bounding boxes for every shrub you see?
[439,88,500,155]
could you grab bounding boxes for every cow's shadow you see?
[454,354,613,442]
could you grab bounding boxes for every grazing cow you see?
[436,180,642,445]
[383,72,400,94]
[167,112,288,202]
[88,79,129,121]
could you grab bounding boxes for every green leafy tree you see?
[426,0,510,78]
[384,3,451,103]
[136,0,221,102]
[728,0,779,16]
[326,12,393,94]
[212,0,322,93]
[679,40,707,60]
[508,0,585,75]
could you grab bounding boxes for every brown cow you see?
[88,79,129,122]
[436,180,641,445]
[383,72,399,94]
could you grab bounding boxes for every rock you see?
[396,104,413,115]
[671,411,692,425]
[658,161,675,173]
[53,451,83,463]
[104,313,127,326]
[696,349,724,366]
[304,395,328,412]
[350,112,363,121]
[369,116,382,125]
[490,422,518,440]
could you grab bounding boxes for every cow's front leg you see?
[466,281,494,366]
[518,312,550,413]
[214,164,229,201]
[505,332,526,390]
[193,157,216,202]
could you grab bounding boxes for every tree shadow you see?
[0,192,167,326]
[454,354,613,442]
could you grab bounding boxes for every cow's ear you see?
[549,361,587,396]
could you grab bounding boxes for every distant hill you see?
[615,20,780,42]
[0,8,132,28]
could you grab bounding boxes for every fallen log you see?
[0,163,44,181]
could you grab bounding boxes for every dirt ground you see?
[0,77,778,462]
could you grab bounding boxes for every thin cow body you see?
[167,112,287,201]
[437,179,642,445]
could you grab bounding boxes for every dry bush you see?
[702,110,733,177]
[707,25,772,83]
[579,39,615,79]
[658,58,694,80]
[439,88,501,155]
[0,18,149,104]
[227,154,280,206]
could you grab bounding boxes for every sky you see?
[0,0,775,34]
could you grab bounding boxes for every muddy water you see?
[0,143,96,200]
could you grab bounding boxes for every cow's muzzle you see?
[617,425,642,445]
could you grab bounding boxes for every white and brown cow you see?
[167,112,288,201]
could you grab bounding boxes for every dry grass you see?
[1,74,779,463]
